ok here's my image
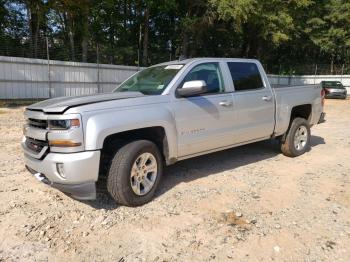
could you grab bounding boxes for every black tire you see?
[107,140,163,206]
[280,117,311,157]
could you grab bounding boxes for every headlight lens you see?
[48,119,80,130]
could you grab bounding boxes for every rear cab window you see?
[227,62,264,91]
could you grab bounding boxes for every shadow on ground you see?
[85,135,325,210]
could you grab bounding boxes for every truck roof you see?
[154,57,260,67]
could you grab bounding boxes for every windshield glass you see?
[114,64,184,95]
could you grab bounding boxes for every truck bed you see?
[271,84,320,89]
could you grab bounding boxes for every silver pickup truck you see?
[22,58,325,206]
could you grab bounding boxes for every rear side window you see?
[227,62,264,91]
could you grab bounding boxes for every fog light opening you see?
[56,163,66,178]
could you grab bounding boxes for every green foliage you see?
[307,0,350,64]
[0,0,349,71]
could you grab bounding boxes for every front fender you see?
[82,106,178,159]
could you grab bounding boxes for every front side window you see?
[114,64,184,95]
[181,63,225,94]
[227,62,264,91]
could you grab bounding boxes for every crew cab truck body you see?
[22,58,325,206]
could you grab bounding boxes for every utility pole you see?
[46,37,53,98]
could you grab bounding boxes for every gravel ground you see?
[0,99,349,261]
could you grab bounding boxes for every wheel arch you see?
[83,107,178,164]
[279,104,312,142]
[290,104,312,123]
[102,126,170,161]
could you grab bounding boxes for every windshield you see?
[114,64,184,95]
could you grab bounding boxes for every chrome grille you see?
[28,118,47,129]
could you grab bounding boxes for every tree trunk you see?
[25,2,40,58]
[181,32,189,58]
[81,6,89,62]
[330,55,334,74]
[142,7,150,66]
[67,12,75,61]
[123,0,127,29]
[69,30,75,60]
[109,19,115,64]
[34,13,40,57]
[241,38,250,58]
[27,7,34,57]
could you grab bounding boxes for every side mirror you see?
[177,80,208,97]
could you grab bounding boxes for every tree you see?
[0,0,349,72]
[307,0,350,70]
[22,0,48,58]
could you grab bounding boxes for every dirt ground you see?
[0,99,349,261]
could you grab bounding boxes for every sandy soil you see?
[0,99,349,261]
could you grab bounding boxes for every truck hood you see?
[26,92,144,113]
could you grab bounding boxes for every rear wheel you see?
[107,140,163,206]
[280,117,310,157]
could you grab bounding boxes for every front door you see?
[171,62,235,157]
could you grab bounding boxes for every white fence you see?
[0,56,139,99]
[0,56,350,99]
[268,74,350,86]
[269,75,350,94]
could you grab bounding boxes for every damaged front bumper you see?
[23,148,100,200]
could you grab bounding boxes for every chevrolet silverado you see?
[22,58,325,206]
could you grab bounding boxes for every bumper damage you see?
[24,150,100,200]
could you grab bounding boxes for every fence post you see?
[314,64,318,84]
[277,64,281,85]
[340,64,344,83]
[46,37,53,98]
[97,43,101,93]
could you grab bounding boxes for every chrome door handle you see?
[219,100,233,107]
[262,96,272,101]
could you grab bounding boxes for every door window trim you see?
[226,61,266,93]
[175,62,229,98]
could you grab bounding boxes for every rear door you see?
[226,61,275,142]
[171,62,236,157]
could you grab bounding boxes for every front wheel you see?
[280,117,311,157]
[107,140,163,206]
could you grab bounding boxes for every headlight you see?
[48,119,80,130]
